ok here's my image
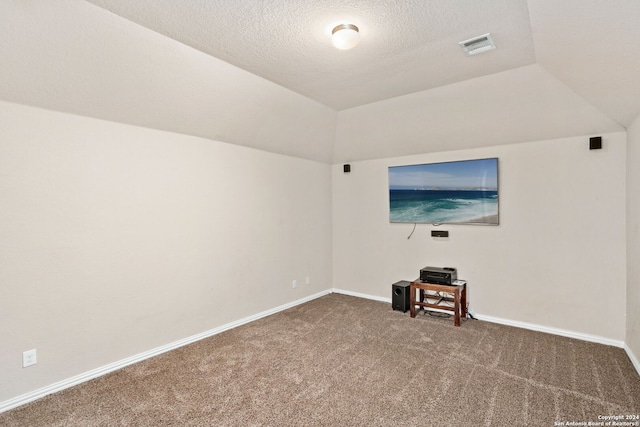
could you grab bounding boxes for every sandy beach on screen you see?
[463,214,499,224]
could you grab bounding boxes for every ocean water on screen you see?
[389,189,498,224]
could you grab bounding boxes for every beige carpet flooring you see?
[1,293,639,426]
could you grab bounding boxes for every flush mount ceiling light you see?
[331,24,360,50]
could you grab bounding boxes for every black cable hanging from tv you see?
[407,223,417,239]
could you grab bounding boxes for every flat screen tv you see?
[388,158,499,225]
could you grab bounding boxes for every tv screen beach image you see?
[388,158,499,225]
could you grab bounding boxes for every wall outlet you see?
[305,276,311,285]
[23,349,37,368]
[292,279,297,289]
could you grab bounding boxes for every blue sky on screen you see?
[389,158,498,190]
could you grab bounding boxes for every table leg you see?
[461,285,467,319]
[454,287,461,326]
[410,283,416,318]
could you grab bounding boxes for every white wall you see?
[0,97,634,406]
[333,133,627,341]
[333,65,622,164]
[0,1,337,163]
[627,116,640,365]
[0,101,332,403]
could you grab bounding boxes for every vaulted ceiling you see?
[1,1,639,163]
[85,0,538,111]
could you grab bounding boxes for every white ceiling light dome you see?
[331,24,360,50]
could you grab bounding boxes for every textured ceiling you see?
[1,1,639,163]
[86,0,536,111]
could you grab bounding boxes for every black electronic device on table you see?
[419,266,457,285]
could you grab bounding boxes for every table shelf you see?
[409,280,467,326]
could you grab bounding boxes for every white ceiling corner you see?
[333,64,623,163]
[528,0,640,128]
[1,0,639,163]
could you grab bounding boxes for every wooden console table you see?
[409,280,467,326]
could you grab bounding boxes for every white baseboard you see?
[473,313,625,348]
[624,343,640,376]
[331,288,391,303]
[330,288,456,315]
[0,290,331,414]
[3,289,636,413]
[333,288,626,349]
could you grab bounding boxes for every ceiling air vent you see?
[459,33,496,56]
